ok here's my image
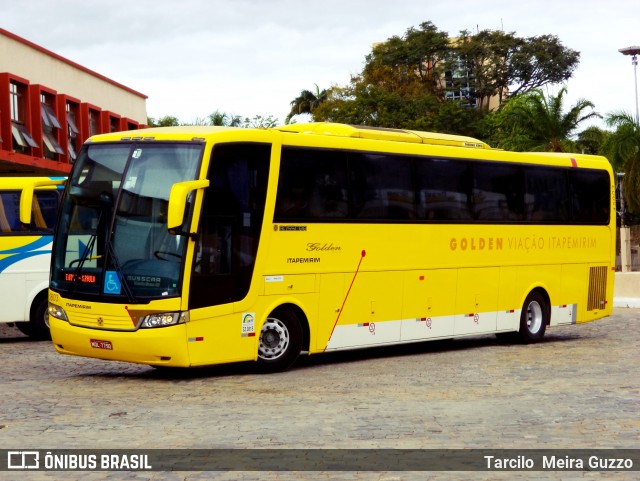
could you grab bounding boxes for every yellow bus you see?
[46,123,615,371]
[0,176,65,339]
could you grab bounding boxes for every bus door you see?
[188,142,271,313]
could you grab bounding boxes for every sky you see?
[3,0,639,129]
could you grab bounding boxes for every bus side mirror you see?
[167,179,210,232]
[19,178,66,225]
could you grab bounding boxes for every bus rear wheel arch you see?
[257,306,305,372]
[518,289,549,343]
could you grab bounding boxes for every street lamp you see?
[617,47,640,271]
[619,46,640,125]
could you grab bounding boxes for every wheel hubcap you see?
[526,301,543,334]
[258,317,290,361]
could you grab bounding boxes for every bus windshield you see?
[51,141,203,301]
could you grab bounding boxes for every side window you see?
[569,170,610,224]
[275,148,348,221]
[417,158,472,221]
[524,167,569,223]
[472,163,524,221]
[0,192,19,232]
[0,190,58,234]
[31,191,59,232]
[350,153,416,220]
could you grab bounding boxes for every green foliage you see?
[243,114,279,129]
[287,84,328,122]
[294,20,581,136]
[486,87,599,152]
[365,21,450,96]
[207,110,243,127]
[147,115,180,127]
[148,111,279,129]
[576,126,610,155]
[604,112,640,212]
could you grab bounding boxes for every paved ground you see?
[0,308,638,481]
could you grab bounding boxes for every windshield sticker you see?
[103,271,122,295]
[132,148,142,159]
[123,176,137,191]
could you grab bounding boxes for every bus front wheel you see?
[16,293,51,340]
[257,309,302,372]
[518,291,548,343]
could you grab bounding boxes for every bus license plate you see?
[90,339,113,350]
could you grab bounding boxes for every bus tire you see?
[16,293,51,340]
[257,309,302,372]
[518,291,548,343]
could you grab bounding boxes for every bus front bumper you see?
[50,317,191,367]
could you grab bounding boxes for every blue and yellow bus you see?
[0,177,65,338]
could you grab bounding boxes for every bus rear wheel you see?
[257,309,302,372]
[518,291,548,343]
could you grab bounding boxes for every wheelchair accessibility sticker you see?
[103,271,122,295]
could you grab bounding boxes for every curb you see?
[613,297,640,308]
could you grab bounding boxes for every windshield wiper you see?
[67,211,103,296]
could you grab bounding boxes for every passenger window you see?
[472,163,524,221]
[350,153,416,220]
[417,158,472,221]
[275,148,348,221]
[525,167,569,222]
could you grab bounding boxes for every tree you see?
[365,21,450,96]
[604,111,640,211]
[147,115,180,127]
[243,114,279,129]
[489,87,599,152]
[295,21,581,133]
[207,110,243,127]
[576,126,610,155]
[452,29,517,110]
[287,84,328,122]
[508,35,580,97]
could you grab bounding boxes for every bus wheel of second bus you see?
[16,292,51,340]
[257,309,303,372]
[518,290,548,343]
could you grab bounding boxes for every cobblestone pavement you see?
[0,308,638,481]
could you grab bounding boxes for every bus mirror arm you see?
[167,179,210,231]
[169,228,199,242]
[19,178,66,225]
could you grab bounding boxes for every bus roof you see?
[87,123,491,150]
[84,124,611,172]
[277,123,491,149]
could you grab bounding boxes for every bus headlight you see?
[48,303,68,322]
[140,311,189,328]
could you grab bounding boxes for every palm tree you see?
[496,87,600,152]
[286,84,328,122]
[207,110,243,127]
[605,111,640,211]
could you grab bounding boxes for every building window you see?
[9,82,22,122]
[110,116,120,132]
[9,81,38,153]
[41,94,64,159]
[89,110,100,136]
[66,102,80,162]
